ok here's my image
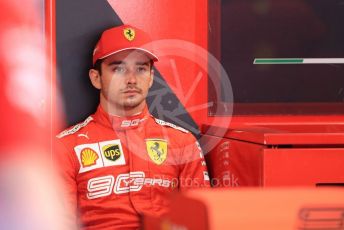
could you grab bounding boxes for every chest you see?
[73,125,181,196]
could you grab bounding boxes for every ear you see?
[89,69,101,89]
[149,69,154,88]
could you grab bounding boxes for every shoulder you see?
[152,117,198,143]
[56,116,94,139]
[153,117,190,134]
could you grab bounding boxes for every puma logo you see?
[78,132,89,139]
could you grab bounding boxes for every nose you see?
[126,70,137,85]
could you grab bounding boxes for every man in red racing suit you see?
[54,24,210,230]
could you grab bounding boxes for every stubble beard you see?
[122,96,144,108]
[117,89,147,113]
[120,85,145,109]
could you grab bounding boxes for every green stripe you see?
[254,59,304,64]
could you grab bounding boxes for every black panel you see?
[56,0,121,125]
[222,0,344,103]
[209,0,344,115]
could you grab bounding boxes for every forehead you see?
[102,49,151,64]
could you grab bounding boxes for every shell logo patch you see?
[81,148,99,167]
[146,139,168,165]
[102,144,121,161]
[123,28,135,41]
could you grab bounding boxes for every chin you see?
[123,99,143,108]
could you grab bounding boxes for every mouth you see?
[122,88,141,95]
[123,89,140,93]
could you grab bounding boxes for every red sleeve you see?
[178,134,211,191]
[53,138,80,229]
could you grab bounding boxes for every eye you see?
[113,66,126,73]
[137,66,149,73]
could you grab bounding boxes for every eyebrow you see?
[108,61,123,66]
[136,61,150,66]
[107,61,150,66]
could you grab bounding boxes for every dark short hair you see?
[92,59,154,75]
[93,59,103,75]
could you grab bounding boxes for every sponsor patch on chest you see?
[145,139,168,165]
[74,139,126,173]
[99,140,126,167]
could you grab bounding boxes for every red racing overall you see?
[55,105,210,229]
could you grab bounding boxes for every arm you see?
[53,138,79,229]
[178,134,210,191]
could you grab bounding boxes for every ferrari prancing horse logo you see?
[123,28,135,41]
[146,139,167,165]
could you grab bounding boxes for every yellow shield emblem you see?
[146,139,168,165]
[123,28,135,41]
